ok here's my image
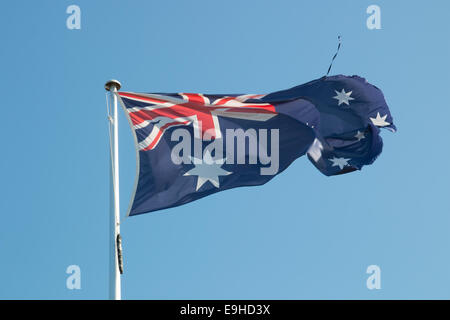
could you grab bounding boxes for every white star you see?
[333,89,355,106]
[370,112,390,127]
[354,130,365,141]
[183,151,232,191]
[329,157,351,170]
[307,138,324,162]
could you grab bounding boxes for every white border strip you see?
[116,92,140,218]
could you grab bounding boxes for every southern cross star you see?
[333,89,355,106]
[370,112,390,127]
[354,130,365,141]
[329,156,351,170]
[184,151,232,191]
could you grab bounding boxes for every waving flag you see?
[263,75,396,176]
[118,75,395,216]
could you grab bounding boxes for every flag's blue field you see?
[0,0,449,299]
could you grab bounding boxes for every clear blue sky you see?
[1,0,449,299]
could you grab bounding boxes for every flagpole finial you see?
[105,79,122,91]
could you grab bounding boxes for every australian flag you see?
[118,75,395,216]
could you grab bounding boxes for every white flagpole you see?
[105,79,122,300]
